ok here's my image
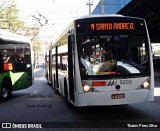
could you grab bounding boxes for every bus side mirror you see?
[68,35,74,66]
[68,35,75,48]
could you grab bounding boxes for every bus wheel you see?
[0,80,12,101]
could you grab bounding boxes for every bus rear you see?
[74,15,154,106]
[0,29,33,101]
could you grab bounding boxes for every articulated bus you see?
[0,29,33,101]
[45,15,154,107]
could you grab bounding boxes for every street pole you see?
[86,0,93,14]
[101,0,105,15]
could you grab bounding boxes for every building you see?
[92,0,131,14]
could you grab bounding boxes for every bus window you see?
[0,43,31,72]
[78,34,149,76]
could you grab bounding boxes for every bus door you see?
[55,46,59,90]
[48,49,52,84]
[68,35,75,101]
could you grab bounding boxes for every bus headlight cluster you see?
[82,81,96,92]
[139,78,150,89]
[83,84,90,92]
[143,80,150,88]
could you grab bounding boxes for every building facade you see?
[92,0,131,14]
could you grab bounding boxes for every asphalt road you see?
[0,68,160,130]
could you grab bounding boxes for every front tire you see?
[0,80,12,101]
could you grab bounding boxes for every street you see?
[0,68,160,130]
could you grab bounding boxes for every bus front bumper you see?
[75,89,154,107]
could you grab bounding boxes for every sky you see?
[13,0,100,42]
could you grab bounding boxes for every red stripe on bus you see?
[92,81,106,86]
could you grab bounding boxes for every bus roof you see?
[79,14,124,19]
[75,14,144,21]
[0,29,31,43]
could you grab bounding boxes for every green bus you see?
[0,29,33,101]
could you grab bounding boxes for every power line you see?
[31,12,48,26]
[40,6,85,16]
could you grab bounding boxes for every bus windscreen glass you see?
[76,18,150,78]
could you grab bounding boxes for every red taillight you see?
[3,63,13,71]
[92,81,106,86]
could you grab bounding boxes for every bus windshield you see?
[77,20,150,77]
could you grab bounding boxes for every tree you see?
[0,0,41,39]
[0,0,25,32]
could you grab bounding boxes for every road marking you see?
[30,90,37,97]
[34,77,46,80]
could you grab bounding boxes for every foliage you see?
[32,38,41,52]
[0,0,25,32]
[0,0,40,40]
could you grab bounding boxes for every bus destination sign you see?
[90,22,135,31]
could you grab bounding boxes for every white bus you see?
[45,15,154,107]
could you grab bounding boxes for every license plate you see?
[111,94,125,99]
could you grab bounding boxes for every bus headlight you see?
[82,81,95,92]
[140,78,150,89]
[143,80,150,88]
[84,85,90,92]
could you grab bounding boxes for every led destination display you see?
[90,22,135,31]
